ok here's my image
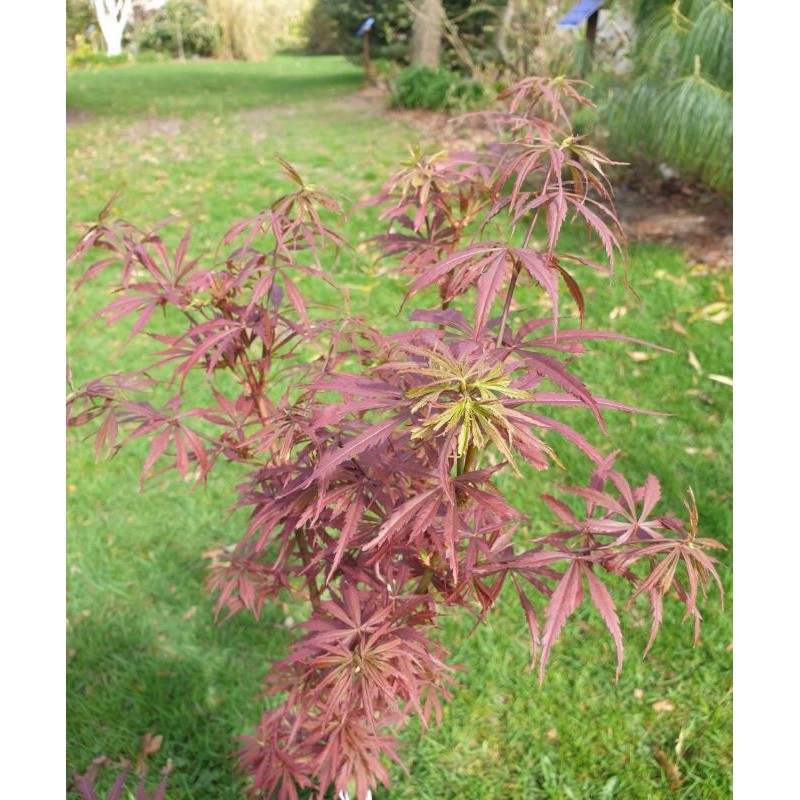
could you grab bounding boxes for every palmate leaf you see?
[508,188,624,267]
[497,75,595,125]
[236,708,316,800]
[528,475,725,666]
[301,413,410,490]
[365,487,442,555]
[314,715,404,800]
[536,559,624,682]
[387,341,567,475]
[515,325,669,355]
[71,756,172,800]
[629,538,725,655]
[223,157,347,262]
[538,560,583,682]
[406,242,564,330]
[487,128,624,265]
[625,496,726,653]
[374,217,459,272]
[115,397,212,486]
[512,575,541,671]
[365,146,490,238]
[563,471,666,543]
[81,226,204,346]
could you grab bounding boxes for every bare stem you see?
[462,442,478,474]
[415,568,434,596]
[294,529,320,605]
[239,354,271,422]
[496,220,538,347]
[496,260,522,347]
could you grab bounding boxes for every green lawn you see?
[67,57,732,799]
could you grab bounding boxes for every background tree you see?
[135,0,220,58]
[207,0,312,60]
[92,0,134,55]
[409,0,444,67]
[305,0,414,58]
[305,0,503,68]
[602,0,733,192]
[303,0,579,78]
[494,0,575,78]
[67,0,98,48]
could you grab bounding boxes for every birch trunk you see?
[92,0,132,57]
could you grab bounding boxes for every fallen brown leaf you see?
[669,320,688,336]
[653,744,684,791]
[609,305,628,320]
[137,732,163,776]
[143,733,163,756]
[652,699,676,713]
[688,301,732,325]
[708,374,733,387]
[675,727,689,759]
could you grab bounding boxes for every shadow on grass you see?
[67,609,291,799]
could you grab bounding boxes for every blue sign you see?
[557,0,603,28]
[356,17,375,38]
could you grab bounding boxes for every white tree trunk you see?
[92,0,132,56]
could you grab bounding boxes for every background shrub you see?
[596,0,733,193]
[66,0,96,49]
[136,0,220,59]
[67,41,129,70]
[391,64,491,110]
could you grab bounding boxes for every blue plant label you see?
[356,17,376,38]
[557,0,603,28]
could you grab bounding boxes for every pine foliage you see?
[607,0,732,192]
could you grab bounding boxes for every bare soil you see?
[614,177,732,270]
[66,109,93,126]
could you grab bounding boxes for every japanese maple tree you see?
[67,76,724,799]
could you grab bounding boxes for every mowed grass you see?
[67,58,732,799]
[67,56,365,118]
